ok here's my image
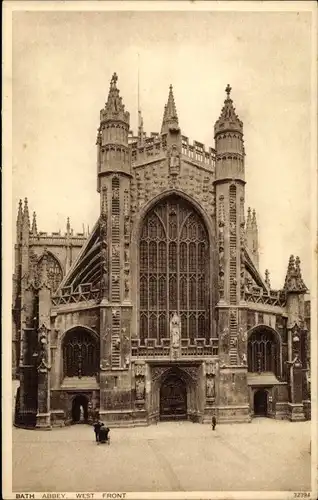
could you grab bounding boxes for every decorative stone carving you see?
[37,324,51,372]
[112,186,119,200]
[135,378,145,400]
[124,355,130,368]
[124,217,130,237]
[206,376,215,399]
[230,221,236,235]
[206,360,218,376]
[182,366,198,380]
[151,366,170,381]
[102,326,111,341]
[230,309,238,321]
[170,312,181,348]
[124,248,129,264]
[100,241,109,299]
[112,308,119,318]
[218,195,225,226]
[112,244,120,257]
[101,186,108,215]
[134,363,146,377]
[169,145,181,176]
[240,196,245,226]
[124,274,130,299]
[124,189,129,217]
[134,362,146,402]
[241,353,247,366]
[221,327,229,339]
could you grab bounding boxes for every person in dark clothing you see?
[99,426,110,445]
[212,416,216,431]
[93,421,103,442]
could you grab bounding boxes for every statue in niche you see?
[206,376,215,399]
[124,217,130,235]
[112,245,120,258]
[124,248,129,263]
[230,222,236,235]
[124,276,130,298]
[170,312,181,348]
[219,248,224,266]
[230,247,236,259]
[230,198,236,210]
[241,353,247,366]
[169,146,180,169]
[135,378,145,400]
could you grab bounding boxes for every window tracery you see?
[139,196,210,344]
[38,253,63,292]
[63,329,99,378]
[247,329,279,376]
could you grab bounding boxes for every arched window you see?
[139,195,210,344]
[38,253,63,293]
[63,328,99,378]
[248,328,279,376]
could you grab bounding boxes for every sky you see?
[11,8,314,290]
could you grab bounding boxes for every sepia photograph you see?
[2,1,317,498]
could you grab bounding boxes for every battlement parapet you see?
[130,134,164,166]
[30,231,87,240]
[129,132,216,171]
[131,337,218,358]
[181,135,216,169]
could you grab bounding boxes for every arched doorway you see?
[254,390,268,416]
[139,195,210,345]
[160,374,187,421]
[71,395,89,423]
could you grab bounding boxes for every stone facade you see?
[13,74,311,428]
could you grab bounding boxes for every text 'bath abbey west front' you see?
[13,73,311,429]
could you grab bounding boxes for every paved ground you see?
[12,418,312,493]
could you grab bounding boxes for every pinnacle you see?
[17,199,23,223]
[246,207,252,228]
[23,197,30,226]
[284,254,307,293]
[166,85,178,120]
[161,84,179,134]
[32,211,37,235]
[265,269,271,288]
[252,209,257,228]
[214,84,243,135]
[101,72,129,125]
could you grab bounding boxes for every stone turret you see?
[213,85,249,423]
[97,72,131,196]
[283,255,308,421]
[214,84,245,184]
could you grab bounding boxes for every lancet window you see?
[139,195,210,344]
